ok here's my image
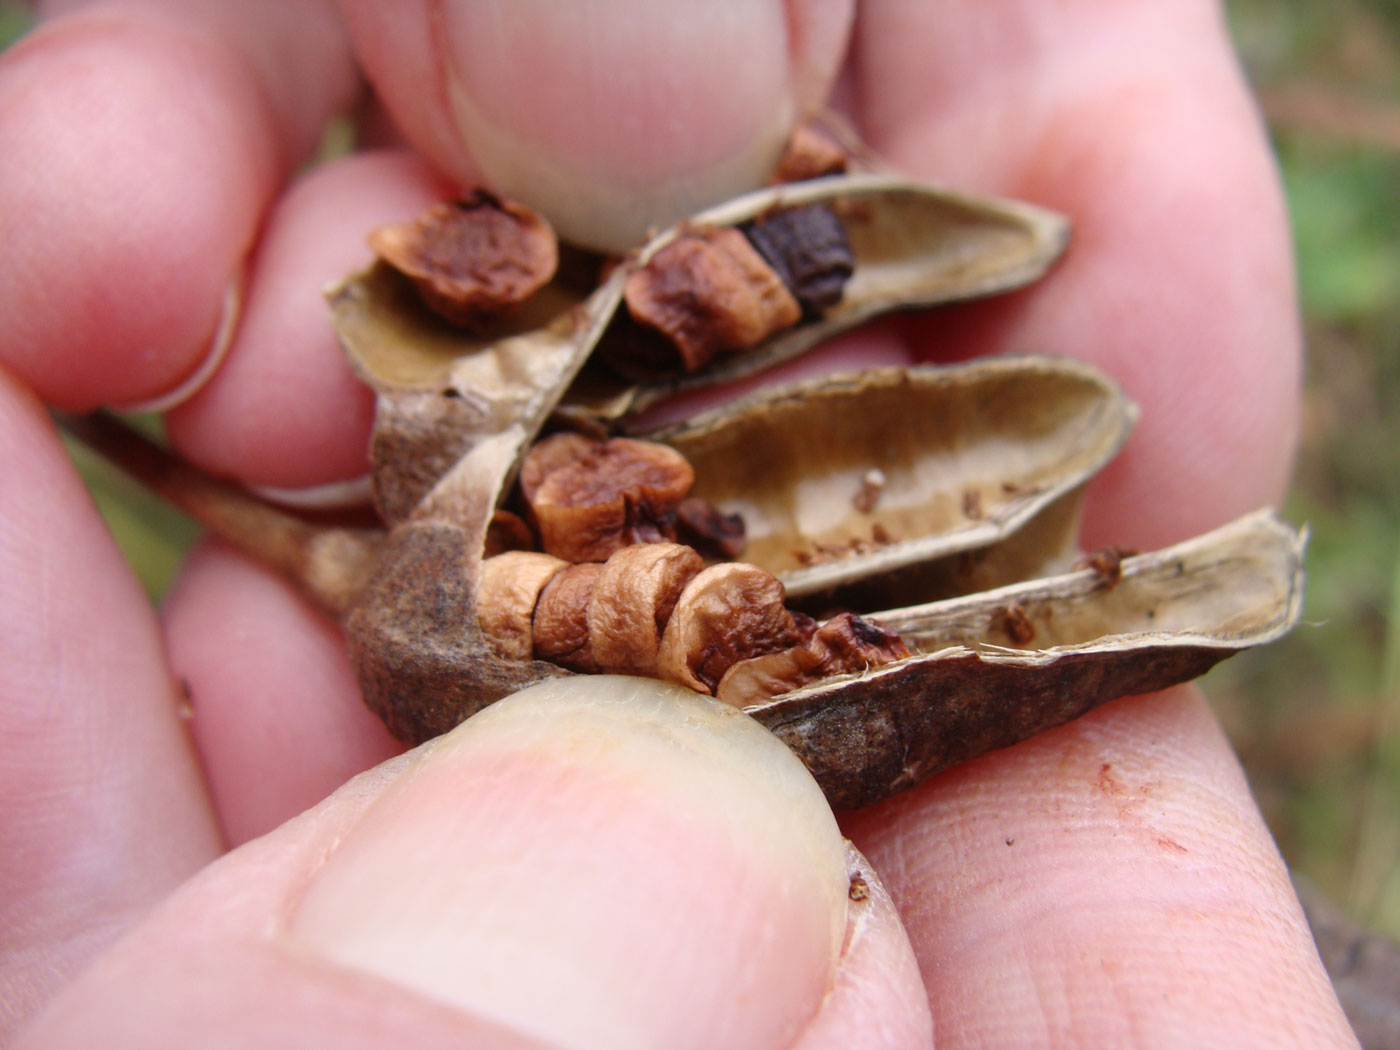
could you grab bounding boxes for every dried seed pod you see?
[587,542,705,676]
[478,551,566,660]
[623,226,802,372]
[657,563,814,694]
[520,433,695,562]
[66,170,1309,813]
[369,192,559,329]
[749,510,1304,808]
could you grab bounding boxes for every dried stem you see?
[58,412,381,617]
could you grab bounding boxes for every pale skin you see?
[0,1,1362,1047]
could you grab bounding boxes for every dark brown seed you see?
[657,563,813,694]
[533,562,604,672]
[1076,546,1137,589]
[741,203,854,315]
[997,603,1037,646]
[674,497,747,559]
[715,612,910,708]
[624,226,802,372]
[771,122,851,184]
[520,434,695,563]
[369,191,558,329]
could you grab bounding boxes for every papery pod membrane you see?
[749,510,1306,809]
[636,356,1136,598]
[328,258,629,522]
[328,174,1069,518]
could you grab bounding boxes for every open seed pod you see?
[329,173,1069,521]
[334,345,1305,814]
[63,172,1306,812]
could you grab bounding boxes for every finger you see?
[161,540,402,847]
[850,1,1299,550]
[842,687,1357,1047]
[338,0,855,250]
[164,150,451,489]
[0,367,221,1039]
[0,1,359,411]
[17,680,932,1049]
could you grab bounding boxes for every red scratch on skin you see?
[1157,836,1189,854]
[1097,761,1121,794]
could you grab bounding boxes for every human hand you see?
[0,1,1360,1046]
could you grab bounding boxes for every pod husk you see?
[750,510,1306,809]
[328,174,1069,519]
[639,356,1135,597]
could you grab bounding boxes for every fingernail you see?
[436,0,797,250]
[111,272,243,414]
[289,677,849,1050]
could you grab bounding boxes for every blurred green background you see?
[2,1,1398,941]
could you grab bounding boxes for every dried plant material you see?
[369,192,559,329]
[770,122,850,183]
[852,469,886,514]
[624,226,802,371]
[568,173,1072,421]
[996,603,1037,646]
[657,563,814,694]
[1075,545,1137,588]
[521,433,695,562]
[588,543,705,676]
[741,203,854,314]
[674,497,747,559]
[533,562,604,672]
[751,510,1305,808]
[717,612,910,708]
[643,358,1135,597]
[478,551,566,660]
[67,167,1309,812]
[483,509,535,557]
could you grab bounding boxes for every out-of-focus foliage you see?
[1217,0,1400,941]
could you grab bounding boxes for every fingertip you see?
[793,844,933,1050]
[0,9,281,409]
[845,688,1357,1048]
[343,0,854,250]
[163,539,402,847]
[290,678,853,1050]
[165,150,452,489]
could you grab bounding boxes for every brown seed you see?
[997,603,1037,646]
[852,469,887,514]
[770,122,851,184]
[533,562,604,672]
[740,203,854,315]
[520,434,695,563]
[588,543,706,676]
[716,612,909,708]
[624,226,802,372]
[478,551,567,661]
[483,509,536,558]
[1076,546,1137,589]
[369,191,559,329]
[657,563,812,694]
[674,496,746,560]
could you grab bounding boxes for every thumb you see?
[337,0,854,250]
[17,679,929,1050]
